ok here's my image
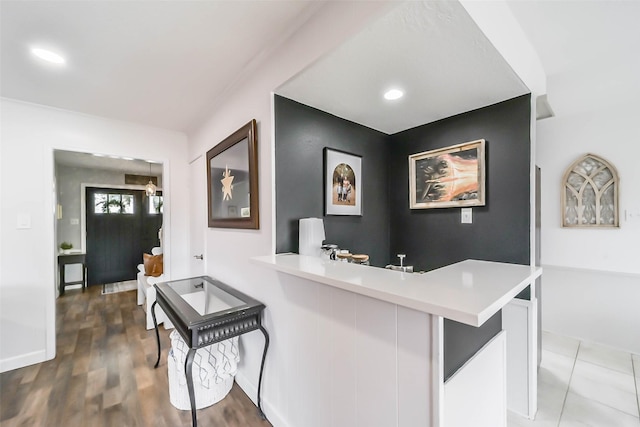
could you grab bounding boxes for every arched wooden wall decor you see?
[562,153,619,227]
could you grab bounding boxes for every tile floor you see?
[508,332,640,427]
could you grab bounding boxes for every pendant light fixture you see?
[145,161,156,196]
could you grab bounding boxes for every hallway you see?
[0,286,271,427]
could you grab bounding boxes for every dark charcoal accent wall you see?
[388,95,531,271]
[275,94,532,381]
[515,285,531,300]
[444,312,502,381]
[275,96,390,266]
[388,95,531,380]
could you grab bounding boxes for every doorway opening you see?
[54,150,164,290]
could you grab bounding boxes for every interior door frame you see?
[48,148,171,368]
[189,154,206,276]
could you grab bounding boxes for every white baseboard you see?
[235,371,287,427]
[0,349,48,373]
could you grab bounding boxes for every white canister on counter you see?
[299,218,325,257]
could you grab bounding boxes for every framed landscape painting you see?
[409,139,486,209]
[324,148,362,216]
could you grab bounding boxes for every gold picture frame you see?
[409,139,485,209]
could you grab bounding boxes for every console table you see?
[151,276,269,427]
[57,253,86,295]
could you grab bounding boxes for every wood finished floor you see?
[0,285,272,427]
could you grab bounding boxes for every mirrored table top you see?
[155,276,264,327]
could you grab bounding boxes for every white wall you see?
[187,2,412,425]
[537,99,640,354]
[542,266,640,355]
[0,98,191,372]
[56,165,127,249]
[538,101,640,274]
[187,1,549,425]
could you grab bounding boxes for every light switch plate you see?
[17,213,31,229]
[461,208,472,224]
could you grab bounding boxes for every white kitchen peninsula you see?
[252,254,542,427]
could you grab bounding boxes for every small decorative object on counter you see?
[299,217,325,257]
[351,254,370,265]
[321,244,339,260]
[336,252,352,262]
[385,253,414,272]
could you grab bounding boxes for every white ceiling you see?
[2,0,639,140]
[54,150,163,176]
[506,0,640,118]
[0,0,316,132]
[276,0,528,134]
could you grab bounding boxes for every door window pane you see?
[94,193,107,214]
[108,194,122,213]
[121,194,134,214]
[149,195,163,214]
[93,192,136,214]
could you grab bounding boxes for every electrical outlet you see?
[625,209,640,221]
[461,208,472,224]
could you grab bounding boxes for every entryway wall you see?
[0,98,191,373]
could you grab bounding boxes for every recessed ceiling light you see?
[384,89,404,100]
[31,47,65,65]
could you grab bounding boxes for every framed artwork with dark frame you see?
[206,119,259,229]
[409,139,486,209]
[324,148,362,216]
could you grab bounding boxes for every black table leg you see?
[152,301,161,368]
[185,348,198,427]
[59,265,65,296]
[257,325,270,420]
[82,264,86,292]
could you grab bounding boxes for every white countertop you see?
[251,254,542,327]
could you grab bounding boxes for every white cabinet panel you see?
[398,307,433,427]
[503,298,537,419]
[282,277,324,427]
[356,295,398,427]
[330,288,357,427]
[444,331,507,427]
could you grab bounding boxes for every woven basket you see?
[167,348,235,410]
